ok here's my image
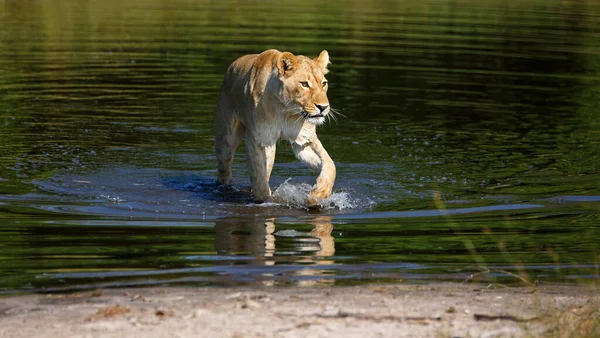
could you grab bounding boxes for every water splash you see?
[271,178,365,210]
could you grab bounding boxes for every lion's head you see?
[276,50,331,125]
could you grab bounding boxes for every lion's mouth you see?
[301,111,324,119]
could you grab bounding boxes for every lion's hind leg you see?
[215,115,245,186]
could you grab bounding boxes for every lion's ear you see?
[277,52,298,76]
[314,50,330,74]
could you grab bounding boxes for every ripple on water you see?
[271,179,371,210]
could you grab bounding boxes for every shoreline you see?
[1,283,598,337]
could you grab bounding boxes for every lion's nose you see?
[315,103,329,113]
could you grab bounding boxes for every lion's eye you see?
[300,81,310,88]
[322,81,328,88]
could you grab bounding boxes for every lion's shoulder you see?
[223,50,280,90]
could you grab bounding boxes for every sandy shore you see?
[1,283,598,338]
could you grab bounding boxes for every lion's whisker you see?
[324,107,344,124]
[329,107,346,119]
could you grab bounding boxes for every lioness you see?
[214,49,336,206]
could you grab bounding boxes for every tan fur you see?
[214,49,335,206]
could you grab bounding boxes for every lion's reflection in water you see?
[214,216,334,285]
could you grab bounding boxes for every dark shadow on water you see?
[161,174,253,204]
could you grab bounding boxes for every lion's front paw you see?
[307,195,319,208]
[216,172,232,185]
[252,186,272,204]
[307,189,330,208]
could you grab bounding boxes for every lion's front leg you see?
[245,138,276,203]
[292,142,322,172]
[305,137,336,207]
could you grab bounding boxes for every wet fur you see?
[214,49,335,206]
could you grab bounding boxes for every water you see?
[1,0,599,293]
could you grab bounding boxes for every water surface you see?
[1,0,599,293]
